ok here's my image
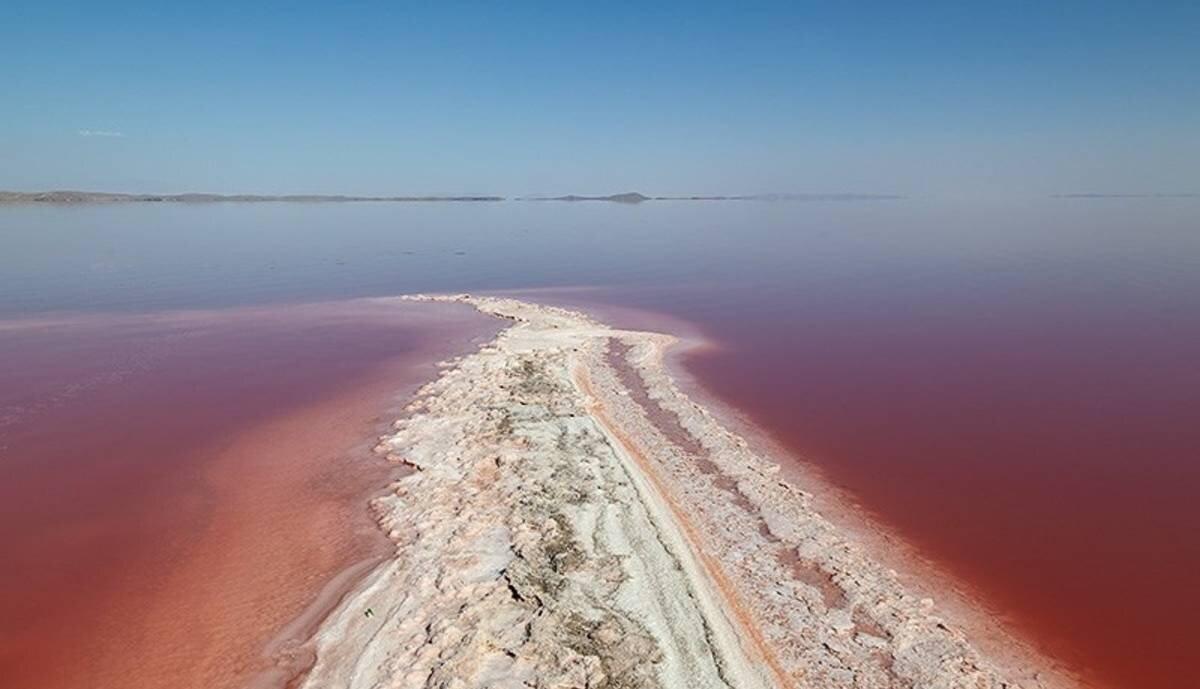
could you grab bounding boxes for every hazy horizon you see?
[3,2,1197,201]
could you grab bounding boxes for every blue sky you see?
[2,1,1197,197]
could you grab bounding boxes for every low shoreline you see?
[289,294,1078,689]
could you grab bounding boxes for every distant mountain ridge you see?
[524,192,652,203]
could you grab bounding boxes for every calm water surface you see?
[1,200,1197,689]
[0,300,497,689]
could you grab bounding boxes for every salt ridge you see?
[291,294,1076,689]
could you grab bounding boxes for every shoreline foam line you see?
[291,294,1077,689]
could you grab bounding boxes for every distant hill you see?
[531,192,652,203]
[0,190,505,204]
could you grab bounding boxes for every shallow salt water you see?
[1,198,1198,689]
[0,299,498,689]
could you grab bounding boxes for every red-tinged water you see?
[657,293,1200,689]
[490,280,1200,689]
[2,200,1198,689]
[0,300,497,689]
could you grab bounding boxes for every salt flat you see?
[291,295,1074,689]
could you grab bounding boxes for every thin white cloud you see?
[78,129,125,138]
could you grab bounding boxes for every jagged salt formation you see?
[293,295,1072,689]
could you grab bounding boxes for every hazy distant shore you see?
[1052,192,1198,199]
[0,190,903,205]
[522,191,904,203]
[0,191,505,204]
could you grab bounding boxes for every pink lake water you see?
[1,199,1197,688]
[0,299,498,689]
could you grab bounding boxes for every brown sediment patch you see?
[775,547,849,612]
[851,605,892,641]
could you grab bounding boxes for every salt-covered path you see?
[291,295,1071,689]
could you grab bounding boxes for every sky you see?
[2,1,1197,198]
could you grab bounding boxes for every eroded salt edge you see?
[290,294,1078,689]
